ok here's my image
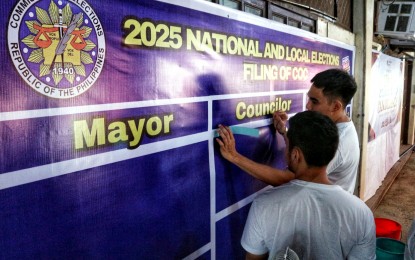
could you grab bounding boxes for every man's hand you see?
[273,111,288,135]
[215,124,294,186]
[215,124,239,163]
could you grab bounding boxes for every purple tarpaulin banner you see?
[0,0,354,258]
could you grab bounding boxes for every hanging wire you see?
[381,0,397,12]
[382,0,396,5]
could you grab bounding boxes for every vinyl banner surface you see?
[364,52,403,201]
[0,0,354,258]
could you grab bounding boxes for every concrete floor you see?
[372,149,415,243]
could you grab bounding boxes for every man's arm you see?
[215,124,294,186]
[246,252,268,260]
[347,212,376,260]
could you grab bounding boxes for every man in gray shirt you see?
[236,111,375,259]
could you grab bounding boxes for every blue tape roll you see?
[214,126,259,138]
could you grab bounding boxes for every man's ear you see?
[291,147,300,162]
[291,147,306,166]
[331,99,343,112]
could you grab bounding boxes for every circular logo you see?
[8,0,105,99]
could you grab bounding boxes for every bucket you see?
[376,237,405,260]
[375,218,402,240]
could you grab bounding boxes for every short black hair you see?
[311,69,357,107]
[287,111,339,167]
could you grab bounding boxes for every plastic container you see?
[375,218,402,240]
[376,237,405,260]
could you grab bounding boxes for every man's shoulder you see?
[253,183,372,217]
[337,120,358,136]
[253,182,299,203]
[336,121,359,156]
[335,189,373,212]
